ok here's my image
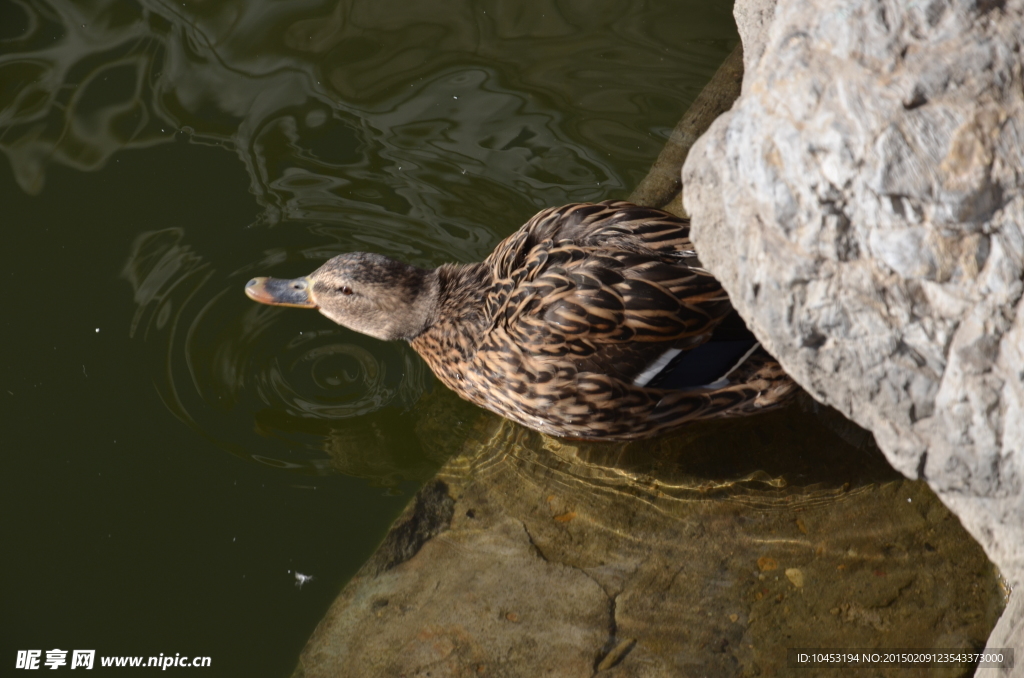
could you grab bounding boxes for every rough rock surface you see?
[682,0,1023,666]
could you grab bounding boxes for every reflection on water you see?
[2,0,736,484]
[1,0,731,216]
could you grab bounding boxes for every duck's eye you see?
[339,286,353,296]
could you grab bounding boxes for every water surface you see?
[2,0,740,674]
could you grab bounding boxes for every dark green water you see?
[2,0,738,674]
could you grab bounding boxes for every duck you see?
[245,200,796,440]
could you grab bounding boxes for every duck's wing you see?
[512,249,732,379]
[490,201,697,270]
[487,204,737,387]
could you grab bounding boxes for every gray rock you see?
[682,0,1024,668]
[732,0,777,82]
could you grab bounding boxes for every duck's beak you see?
[244,277,317,309]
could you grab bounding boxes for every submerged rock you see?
[292,412,1004,677]
[682,0,1024,666]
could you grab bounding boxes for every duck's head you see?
[245,253,438,341]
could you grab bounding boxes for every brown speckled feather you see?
[409,200,797,440]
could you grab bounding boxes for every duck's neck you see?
[408,261,491,349]
[384,267,440,341]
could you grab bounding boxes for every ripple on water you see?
[121,227,467,484]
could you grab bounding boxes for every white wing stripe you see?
[632,348,682,387]
[704,342,762,389]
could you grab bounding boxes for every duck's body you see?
[246,201,796,439]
